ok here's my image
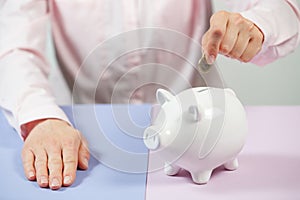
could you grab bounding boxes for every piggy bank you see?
[143,87,247,184]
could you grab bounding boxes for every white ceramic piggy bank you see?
[143,87,247,184]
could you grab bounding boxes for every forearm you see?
[0,50,70,139]
[0,0,70,139]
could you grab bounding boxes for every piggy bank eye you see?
[188,106,201,122]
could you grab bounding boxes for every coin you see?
[198,54,213,73]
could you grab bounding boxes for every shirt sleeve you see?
[0,0,70,138]
[226,0,300,66]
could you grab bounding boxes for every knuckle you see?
[217,10,228,17]
[240,52,254,62]
[63,137,78,149]
[232,14,249,28]
[220,44,230,54]
[63,153,78,164]
[35,158,47,167]
[48,158,62,166]
[63,159,77,168]
[229,52,240,59]
[234,17,245,27]
[247,23,256,32]
[231,13,243,21]
[210,10,228,23]
[241,56,252,62]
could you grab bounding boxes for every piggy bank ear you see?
[156,89,174,105]
[188,105,201,122]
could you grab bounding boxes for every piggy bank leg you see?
[191,170,213,184]
[224,158,239,171]
[164,162,181,176]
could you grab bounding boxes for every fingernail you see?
[63,176,72,185]
[28,171,35,179]
[51,178,60,187]
[207,55,215,65]
[40,176,48,185]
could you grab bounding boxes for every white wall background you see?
[48,1,300,105]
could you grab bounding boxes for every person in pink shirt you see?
[0,0,299,190]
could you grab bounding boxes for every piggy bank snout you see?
[143,126,160,150]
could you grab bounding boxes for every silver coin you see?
[198,55,213,73]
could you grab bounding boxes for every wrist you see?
[21,118,71,140]
[21,119,48,140]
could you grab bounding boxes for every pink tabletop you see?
[145,106,300,200]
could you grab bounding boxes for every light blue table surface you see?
[0,104,151,200]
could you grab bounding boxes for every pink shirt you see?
[0,0,300,135]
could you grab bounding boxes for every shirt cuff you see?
[18,104,71,128]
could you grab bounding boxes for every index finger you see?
[203,11,229,63]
